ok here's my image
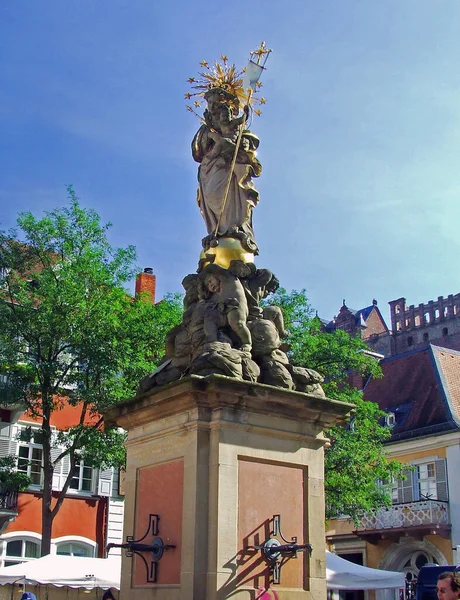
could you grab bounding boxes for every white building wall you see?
[106,469,124,556]
[446,443,460,563]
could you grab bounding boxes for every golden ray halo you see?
[185,54,266,120]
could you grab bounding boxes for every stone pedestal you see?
[105,375,353,600]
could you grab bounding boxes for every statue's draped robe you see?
[192,125,262,253]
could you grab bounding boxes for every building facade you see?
[0,402,124,567]
[326,344,460,599]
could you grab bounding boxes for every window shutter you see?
[0,438,10,459]
[52,450,71,491]
[0,423,12,458]
[435,459,448,501]
[0,423,11,439]
[9,424,19,457]
[51,447,62,490]
[397,469,414,503]
[97,468,113,497]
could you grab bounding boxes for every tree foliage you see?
[0,188,182,553]
[0,456,31,491]
[265,288,406,523]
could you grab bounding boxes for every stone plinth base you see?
[105,375,353,600]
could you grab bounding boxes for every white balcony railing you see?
[357,500,450,531]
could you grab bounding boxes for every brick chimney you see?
[135,268,156,304]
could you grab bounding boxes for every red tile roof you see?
[432,345,460,423]
[364,345,459,440]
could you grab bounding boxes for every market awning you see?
[0,554,121,590]
[326,551,405,590]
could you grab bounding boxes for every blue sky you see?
[1,1,460,323]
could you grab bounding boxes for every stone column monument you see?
[105,44,353,600]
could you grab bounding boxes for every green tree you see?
[265,288,406,523]
[0,456,31,492]
[0,188,182,555]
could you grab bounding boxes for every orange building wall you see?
[6,492,106,555]
[17,396,99,429]
[5,401,106,555]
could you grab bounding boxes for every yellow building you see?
[327,345,460,600]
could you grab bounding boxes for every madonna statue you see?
[191,87,262,255]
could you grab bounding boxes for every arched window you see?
[442,327,448,336]
[407,336,413,347]
[423,332,429,342]
[56,541,94,557]
[1,537,41,567]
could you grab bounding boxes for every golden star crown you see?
[185,48,269,121]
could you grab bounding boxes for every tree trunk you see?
[40,394,54,556]
[41,496,53,556]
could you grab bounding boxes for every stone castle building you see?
[324,292,460,358]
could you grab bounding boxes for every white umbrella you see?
[0,554,121,590]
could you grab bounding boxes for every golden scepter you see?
[213,42,271,242]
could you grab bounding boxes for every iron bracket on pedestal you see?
[249,514,312,584]
[106,513,175,583]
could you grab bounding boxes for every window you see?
[394,459,448,503]
[423,332,429,342]
[3,539,40,567]
[417,462,437,499]
[17,446,42,486]
[16,426,45,486]
[407,336,413,347]
[56,542,94,557]
[70,460,93,492]
[378,477,399,503]
[384,412,395,428]
[442,327,448,336]
[402,551,438,600]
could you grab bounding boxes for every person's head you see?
[265,275,280,295]
[205,274,221,294]
[204,88,238,129]
[182,274,199,304]
[437,572,460,600]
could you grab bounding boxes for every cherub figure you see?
[228,261,287,338]
[199,263,251,352]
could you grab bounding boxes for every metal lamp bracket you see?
[249,514,312,585]
[106,514,175,583]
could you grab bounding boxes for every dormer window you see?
[385,412,396,428]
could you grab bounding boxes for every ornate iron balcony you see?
[0,489,19,512]
[357,500,450,531]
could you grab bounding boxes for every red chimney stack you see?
[135,268,156,304]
